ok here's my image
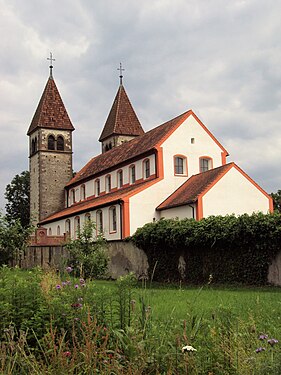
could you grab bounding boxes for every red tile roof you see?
[68,110,192,187]
[40,179,156,224]
[99,85,144,141]
[157,163,233,210]
[27,77,74,135]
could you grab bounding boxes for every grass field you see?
[0,268,281,374]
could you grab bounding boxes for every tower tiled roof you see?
[157,163,233,210]
[99,84,144,141]
[27,77,75,135]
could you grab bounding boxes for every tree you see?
[65,220,109,279]
[0,214,33,265]
[271,190,281,213]
[5,171,30,228]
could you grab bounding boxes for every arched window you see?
[95,179,100,196]
[80,185,86,200]
[71,189,75,204]
[117,170,123,188]
[129,165,136,184]
[174,155,187,175]
[57,225,60,236]
[85,213,91,221]
[48,135,55,150]
[74,216,80,239]
[143,159,150,179]
[57,136,64,151]
[109,206,117,233]
[96,210,103,235]
[65,219,71,236]
[105,175,111,193]
[31,137,37,154]
[199,157,213,173]
[48,228,52,236]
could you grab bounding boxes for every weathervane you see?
[117,62,125,85]
[47,52,55,78]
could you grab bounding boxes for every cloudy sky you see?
[1,0,281,211]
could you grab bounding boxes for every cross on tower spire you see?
[47,52,56,78]
[117,62,125,85]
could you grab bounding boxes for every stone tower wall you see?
[29,128,73,224]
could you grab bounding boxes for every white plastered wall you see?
[45,204,122,241]
[158,205,195,220]
[129,115,225,234]
[202,166,270,217]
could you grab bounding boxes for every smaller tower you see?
[99,63,144,153]
[27,55,75,225]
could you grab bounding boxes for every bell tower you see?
[27,55,75,226]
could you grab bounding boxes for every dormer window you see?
[48,135,55,150]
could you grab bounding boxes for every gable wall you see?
[202,167,270,217]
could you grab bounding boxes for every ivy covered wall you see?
[131,213,281,285]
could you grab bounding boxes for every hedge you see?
[131,213,281,285]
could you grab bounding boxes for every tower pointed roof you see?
[99,84,144,142]
[27,76,75,135]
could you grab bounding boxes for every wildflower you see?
[62,281,67,287]
[63,351,71,357]
[71,303,83,309]
[182,345,197,353]
[268,338,278,346]
[74,284,79,289]
[79,278,85,285]
[259,334,268,340]
[66,266,73,273]
[255,347,266,353]
[78,297,83,302]
[56,284,61,290]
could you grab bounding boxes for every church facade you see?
[28,69,273,241]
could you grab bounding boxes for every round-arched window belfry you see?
[57,136,64,151]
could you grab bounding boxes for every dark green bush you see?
[132,213,281,285]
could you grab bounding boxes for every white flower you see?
[182,345,197,353]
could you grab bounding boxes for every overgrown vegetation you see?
[0,267,280,374]
[0,214,32,265]
[132,212,281,285]
[64,219,109,279]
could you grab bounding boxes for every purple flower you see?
[66,266,73,273]
[62,281,67,287]
[268,338,279,346]
[259,334,268,340]
[74,284,79,289]
[255,347,266,353]
[56,284,61,290]
[71,303,83,309]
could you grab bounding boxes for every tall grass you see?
[0,267,280,374]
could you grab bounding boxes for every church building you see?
[27,63,273,242]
